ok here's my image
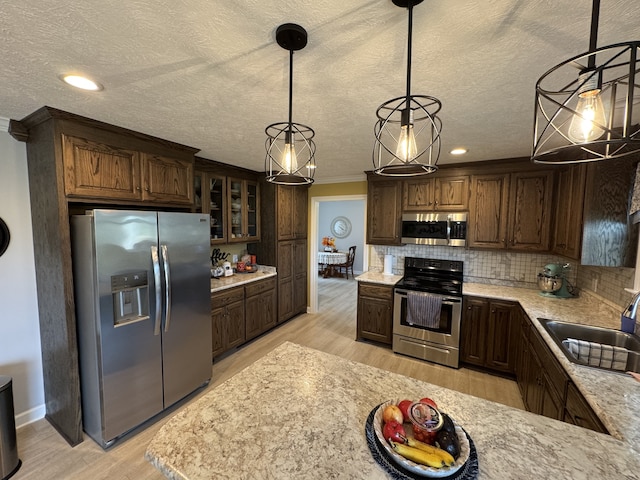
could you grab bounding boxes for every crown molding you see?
[0,117,9,133]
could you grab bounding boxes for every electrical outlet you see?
[232,254,238,263]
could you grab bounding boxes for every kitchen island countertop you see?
[210,266,276,293]
[145,341,640,479]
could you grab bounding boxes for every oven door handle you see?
[395,289,461,305]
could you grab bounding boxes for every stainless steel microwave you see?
[401,212,467,247]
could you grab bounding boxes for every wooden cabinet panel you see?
[251,181,308,324]
[507,170,553,251]
[245,278,277,341]
[277,186,295,240]
[551,165,586,259]
[293,187,308,239]
[461,296,519,375]
[367,180,402,245]
[293,240,307,315]
[564,382,608,434]
[469,170,553,252]
[356,282,393,345]
[486,300,519,373]
[211,286,245,358]
[403,176,469,212]
[468,174,510,248]
[403,179,436,210]
[62,134,141,200]
[461,297,489,366]
[435,176,469,210]
[141,153,193,204]
[62,135,195,205]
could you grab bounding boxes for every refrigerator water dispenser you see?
[111,272,149,327]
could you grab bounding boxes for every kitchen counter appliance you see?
[71,210,212,448]
[537,263,573,298]
[393,257,463,368]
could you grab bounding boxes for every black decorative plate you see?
[365,404,479,480]
[0,218,9,258]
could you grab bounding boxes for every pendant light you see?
[265,23,316,185]
[373,0,442,177]
[532,0,640,164]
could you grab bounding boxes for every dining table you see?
[317,250,347,278]
[145,341,639,479]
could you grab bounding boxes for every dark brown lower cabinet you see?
[564,382,608,434]
[245,277,277,341]
[211,286,245,358]
[356,282,393,345]
[517,312,608,434]
[212,277,277,359]
[461,296,519,374]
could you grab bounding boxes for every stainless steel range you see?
[393,257,463,368]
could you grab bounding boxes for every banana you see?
[405,438,455,466]
[389,441,446,468]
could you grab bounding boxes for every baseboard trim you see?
[15,404,46,429]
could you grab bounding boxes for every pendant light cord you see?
[288,48,294,135]
[405,3,414,104]
[587,0,600,69]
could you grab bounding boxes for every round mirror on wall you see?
[330,216,352,239]
[0,218,9,257]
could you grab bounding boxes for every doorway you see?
[308,194,367,314]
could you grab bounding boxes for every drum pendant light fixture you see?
[373,0,442,176]
[265,23,316,185]
[532,0,640,164]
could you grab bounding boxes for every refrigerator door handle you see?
[151,245,162,336]
[161,244,172,332]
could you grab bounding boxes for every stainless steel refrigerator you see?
[71,209,212,448]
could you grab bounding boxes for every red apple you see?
[382,404,404,424]
[383,420,406,443]
[419,397,438,410]
[397,399,413,422]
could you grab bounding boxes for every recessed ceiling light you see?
[60,74,103,91]
[450,148,468,155]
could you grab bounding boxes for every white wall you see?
[0,120,45,427]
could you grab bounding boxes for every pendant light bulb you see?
[282,133,298,174]
[396,123,418,161]
[568,88,606,142]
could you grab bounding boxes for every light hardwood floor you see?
[13,276,523,479]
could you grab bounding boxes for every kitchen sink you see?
[538,318,640,374]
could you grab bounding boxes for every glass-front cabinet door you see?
[227,178,260,243]
[194,170,227,244]
[208,174,226,243]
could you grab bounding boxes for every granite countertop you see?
[146,342,640,479]
[463,283,640,454]
[356,271,403,286]
[210,266,277,293]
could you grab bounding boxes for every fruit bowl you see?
[373,399,470,478]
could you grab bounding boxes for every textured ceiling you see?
[1,1,638,182]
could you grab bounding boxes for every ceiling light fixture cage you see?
[265,23,316,185]
[532,0,640,164]
[373,0,442,177]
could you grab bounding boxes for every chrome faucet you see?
[623,291,640,320]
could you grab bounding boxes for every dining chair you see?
[336,246,356,279]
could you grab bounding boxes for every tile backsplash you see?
[369,245,635,309]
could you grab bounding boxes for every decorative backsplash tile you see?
[369,245,636,309]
